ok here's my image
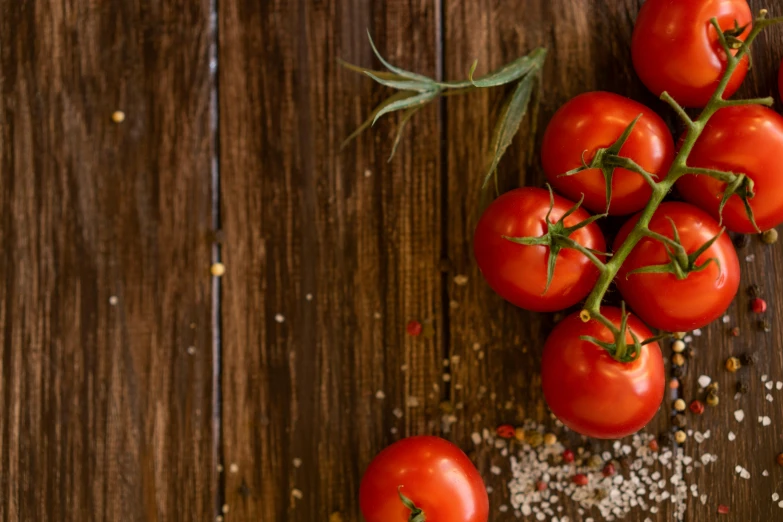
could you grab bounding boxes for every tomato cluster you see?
[473,0,783,440]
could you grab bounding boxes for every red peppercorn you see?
[718,504,730,515]
[689,400,705,415]
[572,473,589,486]
[751,298,767,314]
[406,320,422,336]
[536,480,547,491]
[562,449,575,463]
[602,463,616,477]
[648,439,659,452]
[496,424,515,439]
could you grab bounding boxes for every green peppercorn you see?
[706,391,719,407]
[747,284,762,298]
[758,319,772,333]
[672,365,686,379]
[762,228,779,245]
[673,414,687,428]
[736,380,749,394]
[739,352,758,366]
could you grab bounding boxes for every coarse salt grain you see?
[498,505,508,512]
[293,458,302,468]
[774,493,780,502]
[762,374,769,382]
[767,381,775,390]
[471,432,482,445]
[767,394,774,402]
[746,254,755,262]
[392,407,403,418]
[490,465,501,475]
[722,315,730,323]
[762,416,772,426]
[229,463,239,473]
[734,410,745,422]
[275,314,285,323]
[375,390,385,400]
[698,375,711,388]
[728,432,736,441]
[763,470,770,476]
[777,382,783,390]
[693,329,702,336]
[291,488,303,499]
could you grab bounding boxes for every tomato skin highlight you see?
[541,308,665,439]
[631,0,751,107]
[473,187,606,312]
[676,105,783,233]
[359,436,489,522]
[542,92,674,215]
[614,202,740,332]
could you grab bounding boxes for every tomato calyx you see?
[718,173,759,232]
[580,303,668,363]
[626,217,726,280]
[558,114,656,214]
[397,486,426,522]
[503,185,609,294]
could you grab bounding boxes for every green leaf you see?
[364,72,434,92]
[481,72,537,189]
[470,48,546,88]
[336,58,406,81]
[372,90,439,125]
[366,30,432,83]
[388,105,422,161]
[341,91,416,151]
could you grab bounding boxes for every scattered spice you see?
[747,284,762,298]
[543,433,557,446]
[274,313,285,323]
[762,228,779,244]
[648,439,659,452]
[588,454,603,469]
[496,424,515,439]
[733,233,750,249]
[725,356,741,372]
[672,353,685,366]
[658,432,672,446]
[672,340,686,353]
[669,379,680,390]
[602,462,616,477]
[689,400,705,415]
[777,453,783,467]
[673,414,687,428]
[706,382,719,394]
[526,431,544,447]
[698,375,712,388]
[758,319,772,332]
[751,297,768,314]
[736,380,749,394]
[572,473,589,486]
[674,430,687,444]
[730,326,740,337]
[406,320,422,337]
[562,449,575,463]
[111,110,126,123]
[535,480,547,492]
[673,365,686,379]
[685,345,696,359]
[674,399,686,412]
[706,392,719,407]
[210,263,226,277]
[739,352,758,366]
[514,427,526,442]
[717,504,730,515]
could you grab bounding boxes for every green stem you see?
[582,12,779,332]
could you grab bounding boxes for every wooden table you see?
[3,1,783,520]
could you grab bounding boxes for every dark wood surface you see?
[2,0,783,521]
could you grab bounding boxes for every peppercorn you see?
[536,480,547,491]
[747,284,762,298]
[572,473,588,486]
[588,454,603,470]
[496,424,515,439]
[777,453,783,467]
[690,400,705,415]
[685,345,696,359]
[718,504,730,515]
[733,234,750,249]
[672,353,685,366]
[527,431,544,447]
[673,414,687,428]
[514,427,526,442]
[593,488,608,501]
[736,380,749,394]
[730,326,740,337]
[674,399,686,412]
[562,449,575,463]
[648,439,659,452]
[762,228,779,244]
[706,382,719,394]
[658,432,672,447]
[672,340,686,353]
[675,430,687,444]
[751,297,767,314]
[758,319,772,333]
[725,356,741,372]
[706,391,719,407]
[669,379,680,390]
[739,352,758,366]
[602,462,616,477]
[543,433,557,446]
[672,365,686,379]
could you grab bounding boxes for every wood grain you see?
[0,1,217,520]
[219,1,443,520]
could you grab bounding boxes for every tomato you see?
[541,308,665,439]
[631,0,752,107]
[473,187,606,312]
[359,436,488,522]
[542,92,674,215]
[614,202,740,331]
[676,105,783,233]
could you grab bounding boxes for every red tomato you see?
[473,187,606,312]
[676,105,783,233]
[541,308,665,439]
[632,0,751,107]
[614,202,740,331]
[359,436,488,522]
[542,92,674,215]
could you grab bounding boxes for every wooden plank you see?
[0,1,217,521]
[443,1,783,521]
[219,1,443,520]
